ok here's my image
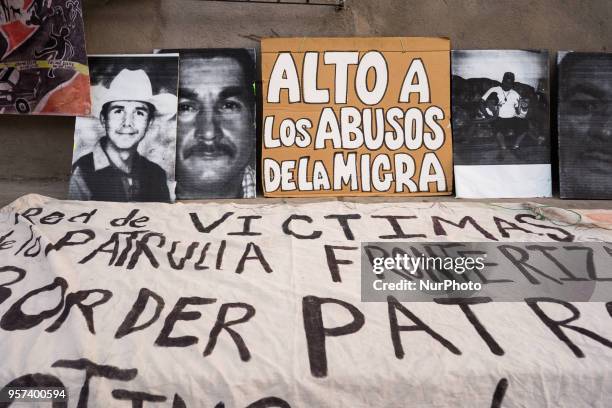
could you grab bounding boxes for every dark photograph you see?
[157,48,257,199]
[69,54,179,202]
[558,52,612,199]
[452,50,550,166]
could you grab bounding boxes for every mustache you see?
[183,140,236,159]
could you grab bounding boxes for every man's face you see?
[501,78,514,91]
[176,56,254,197]
[486,98,498,110]
[560,56,612,193]
[102,101,151,151]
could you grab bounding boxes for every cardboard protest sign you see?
[558,52,612,199]
[1,194,612,406]
[156,48,257,200]
[69,54,179,203]
[261,37,453,197]
[0,0,90,116]
[452,50,551,198]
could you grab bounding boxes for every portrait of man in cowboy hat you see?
[69,55,179,202]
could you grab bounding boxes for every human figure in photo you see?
[476,92,500,121]
[463,92,499,145]
[34,24,74,78]
[69,68,177,202]
[480,72,528,152]
[559,52,612,197]
[512,96,529,147]
[512,96,546,148]
[173,49,256,199]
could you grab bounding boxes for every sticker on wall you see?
[69,54,179,203]
[261,37,453,197]
[157,48,257,199]
[558,52,612,199]
[0,0,90,116]
[451,50,551,198]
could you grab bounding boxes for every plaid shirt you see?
[69,138,170,202]
[241,165,256,198]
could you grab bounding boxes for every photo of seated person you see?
[69,55,179,202]
[481,72,529,153]
[452,50,550,166]
[558,51,612,198]
[451,50,551,198]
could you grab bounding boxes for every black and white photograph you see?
[558,52,612,199]
[69,54,179,202]
[451,49,551,197]
[157,48,257,199]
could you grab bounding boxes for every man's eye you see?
[110,108,124,115]
[136,110,146,117]
[571,100,604,114]
[221,100,242,111]
[178,103,197,113]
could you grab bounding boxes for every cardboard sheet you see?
[261,37,453,197]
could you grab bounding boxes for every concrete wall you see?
[1,0,611,181]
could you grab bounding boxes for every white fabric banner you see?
[0,195,611,407]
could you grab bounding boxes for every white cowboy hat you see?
[91,68,177,118]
